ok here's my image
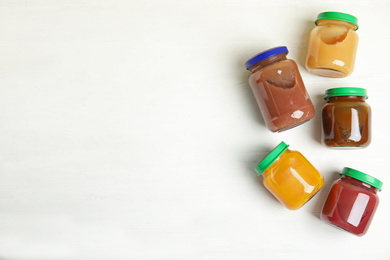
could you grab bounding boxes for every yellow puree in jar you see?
[305,20,358,77]
[262,149,324,210]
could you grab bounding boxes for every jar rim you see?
[341,167,383,191]
[254,142,289,175]
[245,46,288,70]
[324,87,368,99]
[315,11,358,30]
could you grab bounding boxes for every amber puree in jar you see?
[249,55,315,132]
[306,20,358,77]
[322,96,371,147]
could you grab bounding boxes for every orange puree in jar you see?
[305,12,359,77]
[255,142,324,210]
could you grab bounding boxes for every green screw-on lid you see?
[315,11,358,30]
[324,87,368,99]
[254,141,289,176]
[341,167,383,191]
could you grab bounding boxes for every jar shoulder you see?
[282,150,309,164]
[281,150,323,181]
[339,178,379,200]
[322,100,371,110]
[309,24,359,43]
[248,59,299,83]
[310,24,359,34]
[251,59,297,74]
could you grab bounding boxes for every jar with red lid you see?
[245,46,315,132]
[320,167,383,236]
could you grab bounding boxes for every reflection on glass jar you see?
[321,167,382,236]
[321,87,371,148]
[254,142,324,210]
[245,46,315,132]
[305,12,359,77]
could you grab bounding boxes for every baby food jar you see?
[254,141,324,210]
[305,12,359,77]
[321,167,382,236]
[245,46,315,132]
[322,87,371,148]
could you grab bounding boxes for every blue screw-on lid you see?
[245,46,289,70]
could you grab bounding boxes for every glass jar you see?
[245,46,315,132]
[321,167,383,236]
[305,12,359,77]
[322,87,371,148]
[254,141,324,210]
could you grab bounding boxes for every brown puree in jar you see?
[322,96,371,147]
[248,53,315,132]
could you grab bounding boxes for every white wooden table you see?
[0,0,389,259]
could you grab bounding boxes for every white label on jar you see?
[347,193,370,227]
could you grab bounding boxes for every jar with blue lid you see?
[245,46,315,132]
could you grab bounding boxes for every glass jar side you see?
[321,175,379,236]
[321,96,371,148]
[248,58,315,132]
[341,175,379,194]
[305,20,359,77]
[288,150,324,203]
[261,149,291,208]
[263,149,323,210]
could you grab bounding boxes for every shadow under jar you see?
[321,167,382,236]
[322,87,371,148]
[245,46,315,132]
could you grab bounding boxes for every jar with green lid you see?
[305,11,359,77]
[321,167,383,236]
[322,87,371,148]
[255,141,324,210]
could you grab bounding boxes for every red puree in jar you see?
[246,46,315,132]
[321,167,383,236]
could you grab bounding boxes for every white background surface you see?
[0,0,389,259]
